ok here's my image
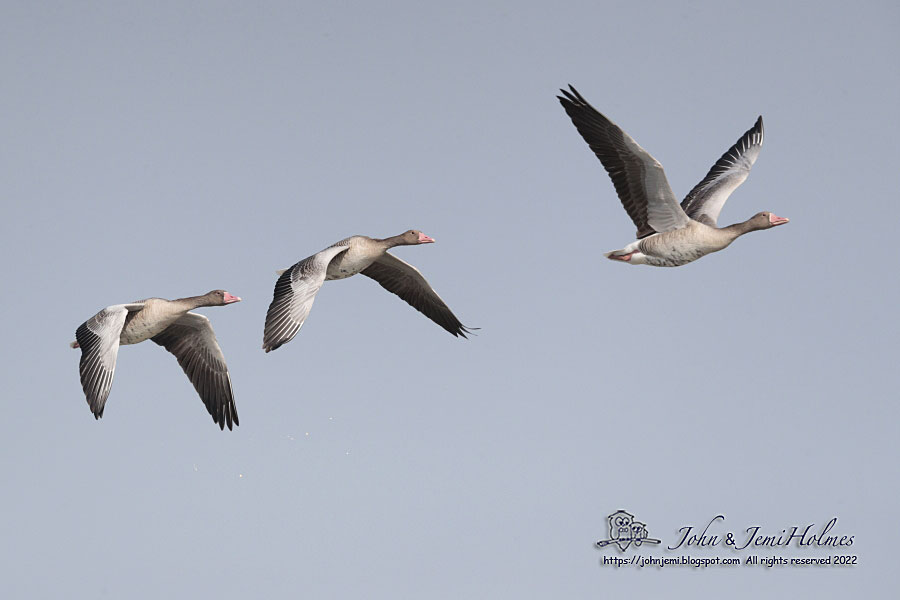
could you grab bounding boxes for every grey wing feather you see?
[681,116,764,226]
[262,244,349,352]
[361,253,473,337]
[558,85,690,237]
[74,303,144,419]
[152,313,238,430]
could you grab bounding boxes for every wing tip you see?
[557,84,587,108]
[559,83,587,106]
[562,83,581,96]
[262,340,282,353]
[209,395,238,431]
[753,115,763,137]
[456,325,480,339]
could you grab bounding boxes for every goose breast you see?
[325,238,381,280]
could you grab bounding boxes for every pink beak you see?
[223,292,242,304]
[769,213,790,226]
[418,232,435,243]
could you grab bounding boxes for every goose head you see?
[755,211,790,229]
[399,229,435,244]
[738,211,790,234]
[207,290,242,305]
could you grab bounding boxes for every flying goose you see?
[558,85,789,267]
[263,230,472,352]
[70,290,241,430]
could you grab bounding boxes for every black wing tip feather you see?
[557,86,595,119]
[557,84,587,105]
[557,85,621,147]
[209,397,238,431]
[208,380,239,431]
[218,401,238,431]
[455,325,479,339]
[424,308,475,340]
[211,400,238,431]
[216,414,230,431]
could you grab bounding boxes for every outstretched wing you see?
[152,313,238,430]
[262,244,350,352]
[558,85,690,238]
[74,303,144,418]
[361,252,473,337]
[681,116,764,226]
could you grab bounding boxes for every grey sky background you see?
[2,1,898,597]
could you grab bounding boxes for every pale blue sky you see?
[1,1,898,597]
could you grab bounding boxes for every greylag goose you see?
[70,290,241,430]
[558,85,789,267]
[263,230,472,352]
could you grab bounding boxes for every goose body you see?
[613,221,740,267]
[70,290,242,430]
[118,298,189,344]
[324,236,382,280]
[558,85,789,267]
[263,230,472,353]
